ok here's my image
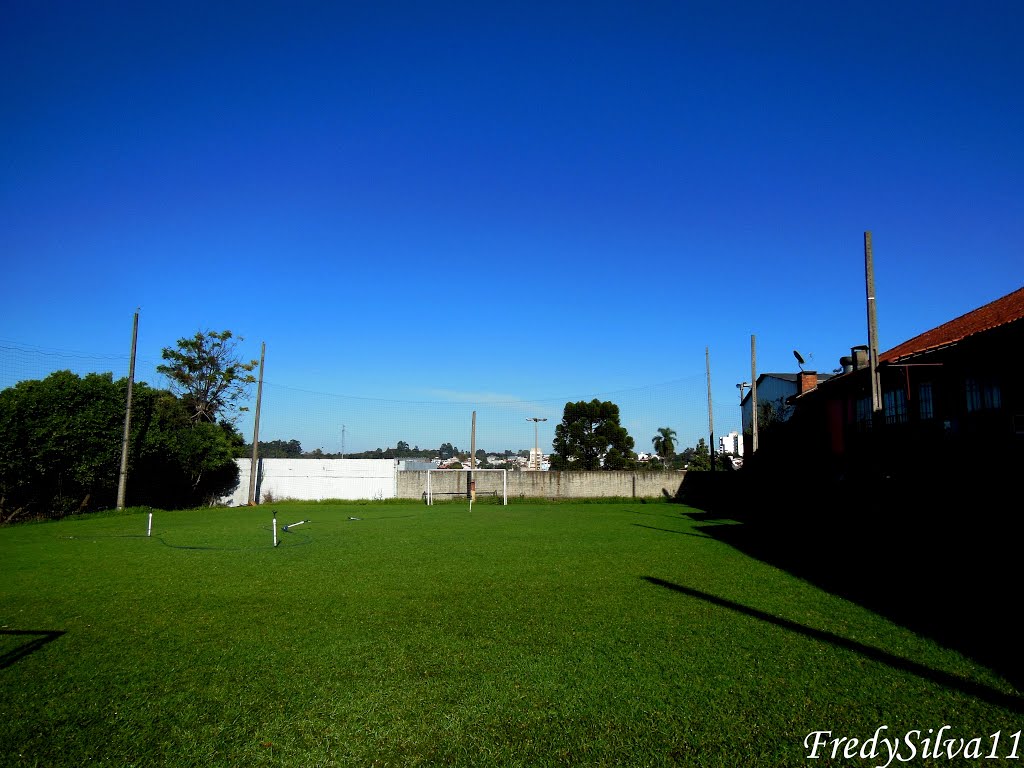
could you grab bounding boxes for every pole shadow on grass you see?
[685,495,1024,698]
[642,576,1023,713]
[631,523,712,539]
[1,629,66,670]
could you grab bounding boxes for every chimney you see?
[797,370,818,395]
[851,345,869,370]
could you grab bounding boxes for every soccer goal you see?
[425,468,507,505]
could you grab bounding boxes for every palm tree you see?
[651,427,677,460]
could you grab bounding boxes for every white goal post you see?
[425,468,507,505]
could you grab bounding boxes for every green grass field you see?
[1,500,1020,767]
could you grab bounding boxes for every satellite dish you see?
[793,350,805,370]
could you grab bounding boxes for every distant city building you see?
[719,431,742,457]
[528,448,549,470]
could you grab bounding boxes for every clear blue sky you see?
[2,2,1021,454]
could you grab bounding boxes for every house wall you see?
[741,376,797,433]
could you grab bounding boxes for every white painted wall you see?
[223,459,397,505]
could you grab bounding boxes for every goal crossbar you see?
[425,468,507,505]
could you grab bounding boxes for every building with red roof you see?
[771,285,1024,479]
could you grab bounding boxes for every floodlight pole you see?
[737,382,749,441]
[527,417,547,470]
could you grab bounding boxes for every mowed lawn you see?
[1,501,1019,767]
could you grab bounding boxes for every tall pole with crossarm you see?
[527,417,547,470]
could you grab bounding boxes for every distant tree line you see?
[247,398,729,474]
[243,439,529,468]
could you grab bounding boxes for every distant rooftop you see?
[756,372,833,384]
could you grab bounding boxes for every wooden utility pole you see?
[116,309,139,510]
[750,334,758,452]
[469,410,477,503]
[864,231,882,415]
[247,342,265,505]
[706,346,716,472]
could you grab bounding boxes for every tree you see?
[651,427,677,460]
[246,439,303,458]
[129,392,242,508]
[0,371,240,519]
[157,330,257,423]
[549,399,636,471]
[687,438,711,471]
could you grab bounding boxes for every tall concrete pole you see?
[864,231,882,415]
[247,342,265,505]
[469,410,476,501]
[750,334,758,452]
[706,346,716,472]
[116,309,139,510]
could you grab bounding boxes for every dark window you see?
[965,377,1002,412]
[917,382,934,420]
[855,396,872,430]
[883,389,907,425]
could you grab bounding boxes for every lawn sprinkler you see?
[282,519,310,532]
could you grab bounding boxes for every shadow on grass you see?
[642,576,1023,713]
[631,523,712,539]
[680,473,1024,699]
[0,629,66,669]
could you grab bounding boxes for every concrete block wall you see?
[396,470,686,500]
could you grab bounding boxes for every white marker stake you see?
[147,512,153,537]
[273,512,278,548]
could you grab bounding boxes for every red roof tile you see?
[881,285,1024,363]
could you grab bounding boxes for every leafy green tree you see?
[651,427,677,461]
[549,399,636,471]
[0,371,239,519]
[129,393,241,508]
[0,371,125,518]
[686,438,712,471]
[157,330,257,423]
